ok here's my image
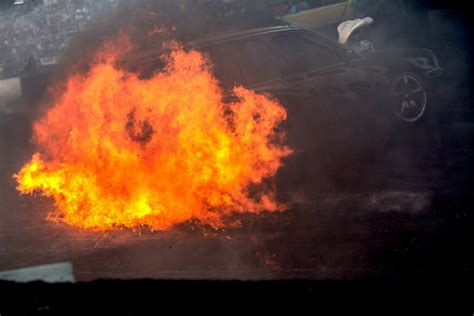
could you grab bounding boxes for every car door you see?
[201,33,389,195]
[258,30,388,122]
[257,31,395,194]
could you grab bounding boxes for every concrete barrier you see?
[0,77,22,113]
[0,262,75,283]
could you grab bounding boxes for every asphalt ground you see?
[0,73,471,281]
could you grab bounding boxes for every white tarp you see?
[337,17,374,44]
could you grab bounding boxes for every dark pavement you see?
[0,81,471,281]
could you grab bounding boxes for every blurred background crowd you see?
[0,0,467,79]
[0,0,122,78]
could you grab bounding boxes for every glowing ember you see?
[14,38,292,231]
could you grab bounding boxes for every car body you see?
[190,26,442,122]
[131,26,443,193]
[132,26,442,123]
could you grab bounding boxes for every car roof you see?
[190,26,343,50]
[125,26,345,66]
[190,26,298,47]
[122,27,297,64]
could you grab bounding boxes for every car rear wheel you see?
[390,72,428,123]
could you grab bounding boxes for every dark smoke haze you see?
[0,0,472,281]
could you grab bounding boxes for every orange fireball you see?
[14,39,292,231]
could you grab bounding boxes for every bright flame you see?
[14,39,292,231]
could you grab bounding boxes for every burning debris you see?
[13,36,292,231]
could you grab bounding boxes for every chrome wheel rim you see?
[390,74,427,122]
